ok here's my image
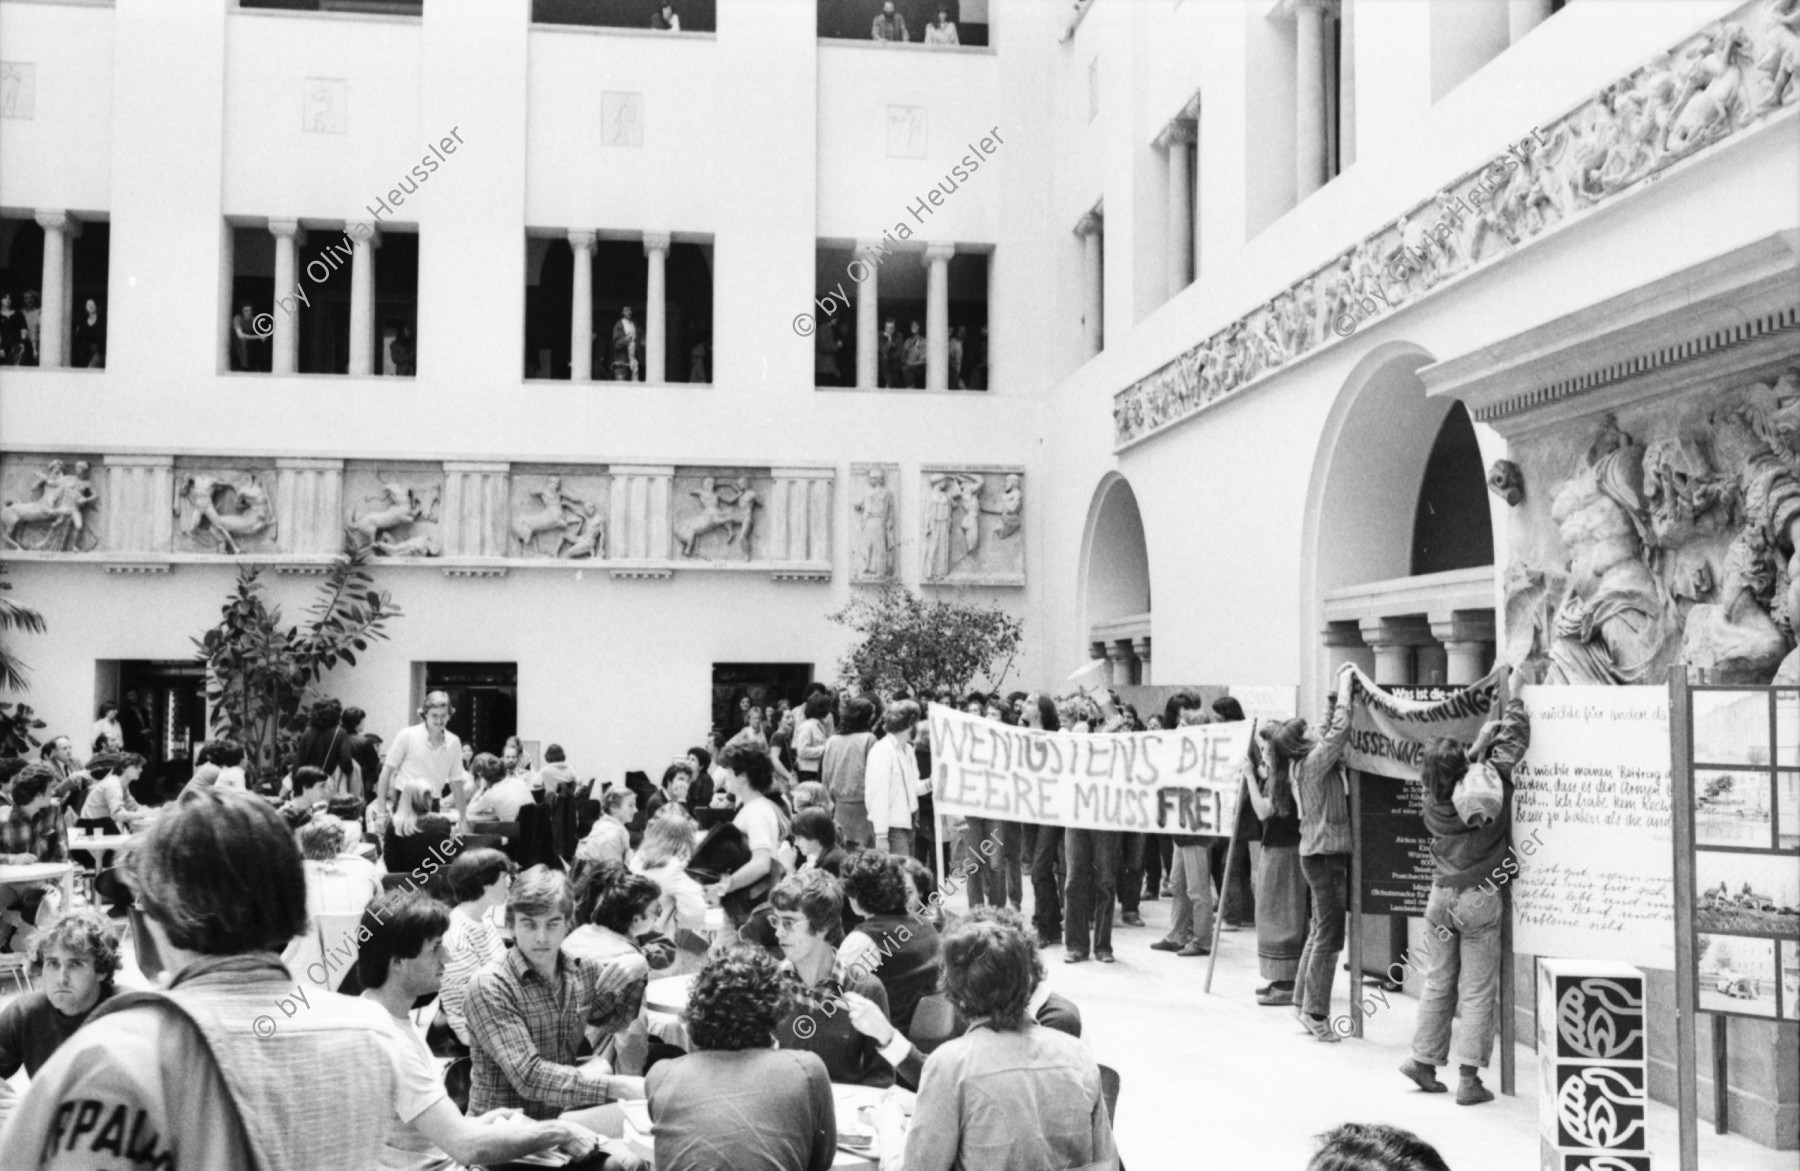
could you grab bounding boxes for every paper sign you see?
[927,703,1254,833]
[1511,685,1674,970]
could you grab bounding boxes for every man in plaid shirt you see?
[0,765,69,951]
[464,866,647,1127]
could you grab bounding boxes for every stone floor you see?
[3,891,1788,1169]
[1023,889,1788,1171]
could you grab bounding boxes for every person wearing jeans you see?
[1062,828,1121,963]
[1152,707,1218,957]
[1401,679,1529,1106]
[1029,824,1063,946]
[864,700,925,861]
[1265,664,1356,1042]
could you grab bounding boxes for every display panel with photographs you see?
[1683,685,1800,1020]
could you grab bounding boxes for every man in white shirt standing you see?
[379,691,470,820]
[864,700,926,858]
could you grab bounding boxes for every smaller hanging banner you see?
[927,703,1255,833]
[1342,664,1509,781]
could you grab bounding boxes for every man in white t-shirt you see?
[378,691,469,815]
[356,892,625,1170]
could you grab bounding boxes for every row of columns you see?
[1089,636,1151,688]
[1324,612,1496,688]
[569,231,673,383]
[852,240,960,390]
[1153,105,1200,303]
[266,219,386,377]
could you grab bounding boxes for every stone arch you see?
[1077,472,1152,677]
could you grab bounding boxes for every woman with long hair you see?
[1247,721,1308,1006]
[383,777,455,877]
[821,695,879,849]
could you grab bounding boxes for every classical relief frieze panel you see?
[1505,366,1800,688]
[850,464,901,584]
[919,466,1023,587]
[343,463,445,558]
[1112,1,1800,449]
[2,454,103,553]
[508,467,610,560]
[672,468,772,562]
[173,461,280,555]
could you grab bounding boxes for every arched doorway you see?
[1302,343,1498,706]
[1078,472,1152,684]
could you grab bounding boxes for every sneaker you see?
[1120,912,1144,927]
[1176,942,1211,957]
[1457,1079,1495,1106]
[1302,1015,1343,1043]
[1399,1059,1448,1093]
[1063,950,1089,964]
[1096,951,1115,964]
[1159,880,1173,896]
[1150,938,1186,952]
[1141,888,1160,901]
[1256,987,1295,1007]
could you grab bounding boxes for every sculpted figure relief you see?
[675,476,759,559]
[2,459,98,552]
[513,476,604,559]
[997,474,1024,539]
[347,482,441,556]
[177,474,277,554]
[853,468,898,579]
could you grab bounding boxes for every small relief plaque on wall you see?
[1,63,35,121]
[887,105,926,159]
[918,466,1023,588]
[603,92,644,147]
[302,78,347,134]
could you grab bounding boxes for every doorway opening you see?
[422,662,518,758]
[110,660,209,803]
[710,663,815,743]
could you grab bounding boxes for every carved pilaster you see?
[608,465,674,562]
[766,468,834,570]
[441,462,511,557]
[275,458,344,555]
[101,455,174,553]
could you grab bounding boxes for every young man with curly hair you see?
[0,908,121,1128]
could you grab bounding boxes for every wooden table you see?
[0,861,77,908]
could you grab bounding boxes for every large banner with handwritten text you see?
[1511,686,1674,970]
[927,704,1254,833]
[1343,665,1507,781]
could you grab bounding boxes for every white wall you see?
[0,1,113,218]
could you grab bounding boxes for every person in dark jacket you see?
[770,870,892,1087]
[838,849,941,1038]
[1400,669,1529,1106]
[293,698,349,793]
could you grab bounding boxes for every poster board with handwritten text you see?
[1511,686,1675,970]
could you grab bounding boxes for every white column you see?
[1509,0,1554,44]
[1107,641,1139,688]
[1076,211,1103,358]
[1158,124,1195,300]
[855,239,880,389]
[569,230,596,382]
[1293,0,1334,200]
[270,219,302,375]
[1432,614,1497,686]
[1133,637,1152,687]
[923,243,954,391]
[643,232,670,383]
[1360,617,1433,686]
[34,210,80,367]
[347,222,379,376]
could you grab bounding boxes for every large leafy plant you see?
[194,550,402,784]
[1,564,49,757]
[829,584,1022,700]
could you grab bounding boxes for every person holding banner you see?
[1247,724,1305,1006]
[1062,713,1124,965]
[1021,694,1066,949]
[1265,663,1356,1043]
[1151,706,1217,958]
[1399,672,1530,1107]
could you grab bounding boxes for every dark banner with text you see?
[927,704,1253,833]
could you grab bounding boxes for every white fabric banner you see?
[1510,685,1675,970]
[927,703,1254,833]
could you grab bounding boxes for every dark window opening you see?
[1410,403,1494,576]
[424,662,518,758]
[818,0,988,47]
[113,661,209,804]
[812,244,987,390]
[525,235,712,383]
[534,0,717,33]
[240,1,424,14]
[0,215,111,368]
[229,225,417,376]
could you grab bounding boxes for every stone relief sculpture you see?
[1510,368,1800,687]
[1111,0,1800,448]
[347,480,442,557]
[176,474,277,554]
[2,459,98,552]
[853,467,898,580]
[921,469,1024,586]
[1487,460,1525,507]
[675,476,758,559]
[513,476,604,559]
